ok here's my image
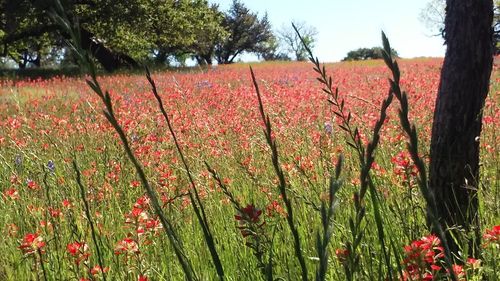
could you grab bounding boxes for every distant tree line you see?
[0,0,318,72]
[342,47,399,61]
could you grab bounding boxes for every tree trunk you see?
[194,55,205,66]
[203,55,213,66]
[79,28,138,72]
[195,54,213,66]
[430,0,493,258]
[32,54,41,67]
[18,60,27,69]
[154,49,170,65]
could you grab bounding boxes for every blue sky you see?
[210,0,446,62]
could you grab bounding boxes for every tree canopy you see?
[278,21,317,61]
[0,0,279,71]
[214,0,274,64]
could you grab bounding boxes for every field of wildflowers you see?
[0,58,498,280]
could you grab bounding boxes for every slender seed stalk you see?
[47,2,197,279]
[88,76,198,281]
[38,249,48,281]
[380,31,457,281]
[41,166,63,277]
[294,23,395,279]
[73,160,107,281]
[146,69,224,280]
[316,156,343,281]
[250,67,309,281]
[205,162,243,212]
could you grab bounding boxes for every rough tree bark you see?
[430,0,494,258]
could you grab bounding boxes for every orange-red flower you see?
[3,188,19,200]
[483,225,500,247]
[335,248,349,264]
[114,237,140,255]
[67,241,90,265]
[401,234,444,280]
[19,233,45,255]
[235,204,262,223]
[90,265,109,276]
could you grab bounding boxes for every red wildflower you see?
[114,237,140,255]
[335,248,349,264]
[450,264,466,281]
[134,195,150,209]
[26,179,41,190]
[62,199,73,209]
[19,233,46,255]
[48,207,62,218]
[126,207,148,222]
[391,151,418,183]
[3,188,19,200]
[483,225,500,247]
[90,265,109,276]
[466,257,481,270]
[401,234,444,280]
[235,204,262,223]
[67,241,90,265]
[266,200,285,217]
[145,218,161,231]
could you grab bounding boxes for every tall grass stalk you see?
[38,249,48,281]
[72,160,107,281]
[146,68,225,280]
[293,24,395,280]
[47,2,197,280]
[380,31,457,281]
[315,156,343,281]
[205,162,243,211]
[41,166,62,278]
[250,67,309,281]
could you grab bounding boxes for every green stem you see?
[73,161,107,281]
[251,67,309,281]
[146,69,224,280]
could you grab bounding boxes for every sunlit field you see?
[0,59,498,280]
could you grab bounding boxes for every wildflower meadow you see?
[0,54,498,280]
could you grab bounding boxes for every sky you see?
[209,0,446,62]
